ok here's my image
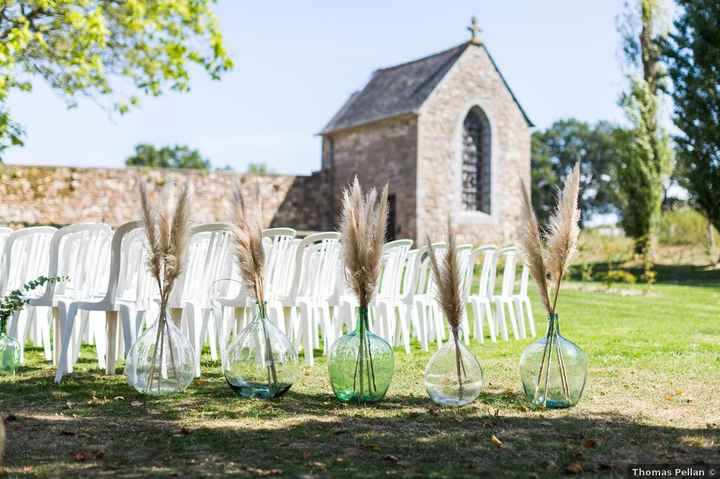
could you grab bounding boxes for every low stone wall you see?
[0,165,332,231]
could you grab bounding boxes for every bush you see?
[602,270,637,287]
[658,207,715,246]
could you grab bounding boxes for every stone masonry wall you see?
[417,43,531,245]
[0,164,329,231]
[324,115,418,240]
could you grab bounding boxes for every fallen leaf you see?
[384,454,400,463]
[113,396,125,401]
[130,401,143,407]
[581,439,598,449]
[308,462,326,470]
[65,401,75,408]
[565,462,584,474]
[19,466,33,473]
[60,430,76,436]
[490,435,503,448]
[72,451,90,462]
[243,467,282,476]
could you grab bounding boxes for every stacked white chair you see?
[54,221,156,382]
[492,246,521,341]
[284,232,341,366]
[373,239,413,353]
[28,224,113,369]
[172,223,234,377]
[513,263,536,338]
[407,243,447,351]
[2,226,57,363]
[467,245,498,343]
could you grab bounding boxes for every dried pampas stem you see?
[339,177,389,397]
[230,182,279,389]
[518,180,552,314]
[138,178,192,393]
[427,216,468,400]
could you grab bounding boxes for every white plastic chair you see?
[28,224,113,369]
[408,243,447,351]
[513,263,536,338]
[468,245,498,343]
[54,221,151,383]
[373,239,413,353]
[285,232,341,366]
[399,247,427,350]
[3,226,57,363]
[492,246,521,341]
[0,227,13,270]
[172,223,234,377]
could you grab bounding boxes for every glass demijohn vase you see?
[424,329,483,406]
[0,333,20,375]
[328,306,394,403]
[224,302,300,399]
[519,314,587,408]
[125,310,195,395]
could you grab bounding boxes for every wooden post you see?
[105,311,119,374]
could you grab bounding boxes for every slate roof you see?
[320,42,533,134]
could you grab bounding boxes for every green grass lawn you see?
[1,277,719,478]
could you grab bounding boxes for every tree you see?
[126,144,210,170]
[662,0,720,260]
[0,1,233,157]
[246,162,271,175]
[615,0,674,255]
[531,119,622,225]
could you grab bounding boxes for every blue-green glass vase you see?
[328,306,394,403]
[0,333,20,375]
[519,314,587,409]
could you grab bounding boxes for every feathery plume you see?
[427,216,463,332]
[546,162,581,309]
[340,177,388,307]
[518,179,552,313]
[231,183,266,302]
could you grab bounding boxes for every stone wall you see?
[0,165,330,231]
[323,114,418,240]
[417,43,531,245]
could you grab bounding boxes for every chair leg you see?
[105,311,119,374]
[506,300,521,340]
[484,302,496,343]
[299,303,314,366]
[525,298,536,337]
[52,306,62,366]
[54,305,76,384]
[495,300,509,341]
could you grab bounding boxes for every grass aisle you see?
[1,282,718,478]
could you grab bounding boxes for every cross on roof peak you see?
[467,16,482,45]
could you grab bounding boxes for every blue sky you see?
[7,1,638,174]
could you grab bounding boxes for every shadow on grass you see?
[3,404,718,478]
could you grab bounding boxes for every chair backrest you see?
[0,226,57,297]
[172,223,234,307]
[472,245,498,298]
[417,243,447,296]
[290,232,341,301]
[399,247,424,301]
[456,243,475,300]
[37,223,113,304]
[96,221,146,307]
[0,227,12,267]
[262,228,298,301]
[518,262,530,297]
[497,246,519,297]
[376,239,413,299]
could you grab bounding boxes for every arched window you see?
[461,106,491,213]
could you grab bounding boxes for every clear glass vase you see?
[0,333,21,375]
[519,313,588,409]
[125,310,195,396]
[424,329,483,406]
[224,302,300,399]
[328,306,394,403]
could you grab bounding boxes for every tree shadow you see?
[2,406,718,478]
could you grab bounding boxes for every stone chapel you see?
[318,19,532,244]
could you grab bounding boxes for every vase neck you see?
[545,313,560,336]
[255,301,268,320]
[354,306,370,332]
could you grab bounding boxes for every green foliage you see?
[662,0,720,254]
[531,119,623,224]
[126,144,210,170]
[0,1,233,157]
[246,162,272,175]
[0,275,67,334]
[615,0,674,256]
[658,207,716,246]
[602,269,638,287]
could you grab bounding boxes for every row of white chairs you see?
[0,223,535,382]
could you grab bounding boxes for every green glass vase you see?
[224,302,300,399]
[328,306,394,403]
[519,313,588,409]
[0,333,21,375]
